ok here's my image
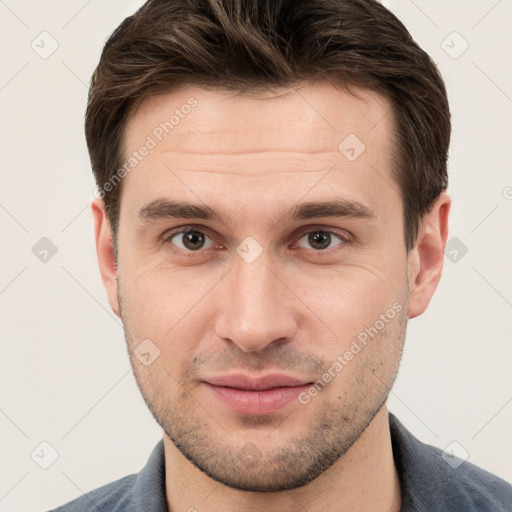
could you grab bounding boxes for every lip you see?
[203,373,313,415]
[205,373,311,390]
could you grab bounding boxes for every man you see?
[51,0,512,510]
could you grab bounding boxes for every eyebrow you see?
[137,198,377,226]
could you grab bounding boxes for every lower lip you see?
[204,383,311,415]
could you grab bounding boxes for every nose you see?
[214,250,298,353]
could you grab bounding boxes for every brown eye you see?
[296,230,345,251]
[166,229,215,251]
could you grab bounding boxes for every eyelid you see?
[293,224,353,243]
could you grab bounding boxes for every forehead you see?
[120,81,398,228]
[124,81,394,161]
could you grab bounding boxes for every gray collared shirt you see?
[49,413,512,511]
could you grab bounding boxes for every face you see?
[98,82,426,491]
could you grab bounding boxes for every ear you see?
[407,192,451,319]
[91,198,120,317]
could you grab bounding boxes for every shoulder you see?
[47,474,137,512]
[417,441,512,511]
[389,413,512,511]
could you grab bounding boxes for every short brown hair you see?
[85,0,450,252]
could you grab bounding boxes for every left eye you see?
[295,230,345,251]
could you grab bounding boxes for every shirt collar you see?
[133,438,168,511]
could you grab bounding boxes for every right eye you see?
[162,226,220,254]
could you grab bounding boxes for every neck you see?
[164,405,401,512]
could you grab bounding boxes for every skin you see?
[92,81,450,512]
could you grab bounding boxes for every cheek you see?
[294,260,406,331]
[119,259,221,354]
[120,279,196,400]
[291,262,408,392]
[328,302,406,397]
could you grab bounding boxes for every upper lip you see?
[204,373,312,391]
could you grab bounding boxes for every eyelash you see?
[160,224,352,257]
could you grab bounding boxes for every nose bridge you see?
[214,248,297,352]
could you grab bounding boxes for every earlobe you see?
[91,198,120,317]
[407,192,451,319]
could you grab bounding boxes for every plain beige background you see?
[0,1,511,510]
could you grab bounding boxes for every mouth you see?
[202,373,314,415]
